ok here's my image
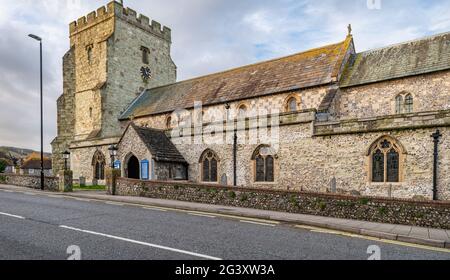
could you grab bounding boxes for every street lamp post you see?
[28,34,44,190]
[62,151,70,171]
[225,104,237,187]
[108,145,118,168]
[108,145,118,196]
[431,130,442,201]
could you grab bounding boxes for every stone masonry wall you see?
[52,47,76,174]
[116,125,153,178]
[102,14,176,138]
[0,174,58,192]
[166,111,449,201]
[133,86,329,130]
[70,144,112,185]
[337,70,450,120]
[115,178,450,229]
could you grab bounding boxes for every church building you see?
[52,1,450,201]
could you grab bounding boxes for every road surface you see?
[0,189,449,260]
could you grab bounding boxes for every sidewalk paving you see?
[1,184,449,249]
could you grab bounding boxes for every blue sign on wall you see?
[114,160,121,170]
[141,159,149,180]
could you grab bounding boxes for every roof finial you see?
[118,0,124,5]
[347,24,352,36]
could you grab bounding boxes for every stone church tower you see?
[52,1,176,181]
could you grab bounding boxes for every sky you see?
[0,0,449,152]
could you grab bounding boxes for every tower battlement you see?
[69,1,171,42]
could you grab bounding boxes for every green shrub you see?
[73,185,106,191]
[289,195,299,205]
[318,202,327,211]
[0,159,7,173]
[240,193,248,202]
[0,175,6,183]
[378,207,387,215]
[227,191,236,199]
[359,198,370,205]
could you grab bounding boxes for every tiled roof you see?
[130,124,187,163]
[21,158,52,170]
[340,31,450,87]
[120,37,352,119]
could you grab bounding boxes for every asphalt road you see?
[0,189,449,260]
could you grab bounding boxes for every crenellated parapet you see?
[69,1,171,42]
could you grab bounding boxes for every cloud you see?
[0,0,448,152]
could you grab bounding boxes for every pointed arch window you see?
[200,150,219,182]
[92,150,105,180]
[368,137,404,183]
[252,145,276,182]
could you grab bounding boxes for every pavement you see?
[0,184,449,260]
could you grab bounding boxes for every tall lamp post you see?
[225,104,237,187]
[28,34,44,190]
[108,145,118,196]
[431,130,442,201]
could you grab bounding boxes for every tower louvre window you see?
[86,44,93,64]
[141,46,150,64]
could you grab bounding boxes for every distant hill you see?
[0,146,51,161]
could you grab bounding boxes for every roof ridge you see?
[358,30,450,55]
[144,39,347,91]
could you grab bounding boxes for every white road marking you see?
[142,206,168,212]
[188,213,216,218]
[104,202,125,206]
[294,225,450,253]
[0,212,25,220]
[59,225,222,260]
[46,195,62,198]
[72,198,91,202]
[2,190,15,193]
[240,220,276,227]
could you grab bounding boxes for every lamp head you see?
[62,150,70,159]
[28,34,42,41]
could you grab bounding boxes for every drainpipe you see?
[431,129,442,201]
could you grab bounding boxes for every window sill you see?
[369,182,403,186]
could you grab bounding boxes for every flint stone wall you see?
[115,178,450,229]
[0,174,59,192]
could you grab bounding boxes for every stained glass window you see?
[265,156,274,182]
[372,149,384,183]
[201,150,219,182]
[387,149,399,182]
[254,146,276,182]
[211,158,218,182]
[370,138,403,183]
[255,156,265,182]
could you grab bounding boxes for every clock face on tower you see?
[140,66,152,81]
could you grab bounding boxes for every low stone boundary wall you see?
[116,178,450,229]
[0,173,59,191]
